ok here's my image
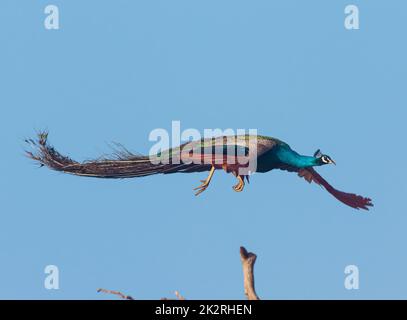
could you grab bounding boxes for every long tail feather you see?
[299,168,373,210]
[25,132,204,178]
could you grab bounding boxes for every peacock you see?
[26,132,373,210]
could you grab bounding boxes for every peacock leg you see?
[194,166,216,196]
[232,175,245,192]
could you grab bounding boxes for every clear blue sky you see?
[0,1,406,299]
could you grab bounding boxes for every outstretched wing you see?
[278,165,373,210]
[299,168,373,210]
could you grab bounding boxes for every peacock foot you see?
[194,180,210,196]
[232,175,245,192]
[194,166,215,196]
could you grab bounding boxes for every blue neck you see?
[276,147,319,169]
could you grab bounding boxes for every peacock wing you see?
[298,167,373,210]
[177,135,277,171]
[278,164,373,210]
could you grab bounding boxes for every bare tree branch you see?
[97,288,134,300]
[160,291,186,300]
[174,291,186,300]
[98,246,261,300]
[97,288,186,300]
[240,246,260,300]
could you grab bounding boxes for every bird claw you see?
[194,166,216,196]
[195,185,208,196]
[232,184,244,192]
[193,180,209,191]
[194,181,210,196]
[232,176,245,192]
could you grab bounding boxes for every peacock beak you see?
[331,159,336,165]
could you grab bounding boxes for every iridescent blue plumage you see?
[257,143,321,172]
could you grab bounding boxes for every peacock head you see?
[314,149,336,166]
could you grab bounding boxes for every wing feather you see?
[298,168,373,210]
[278,164,373,210]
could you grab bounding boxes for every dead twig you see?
[240,246,260,300]
[161,291,186,300]
[97,288,134,300]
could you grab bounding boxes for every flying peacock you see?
[26,132,373,210]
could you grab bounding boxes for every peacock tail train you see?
[25,132,211,178]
